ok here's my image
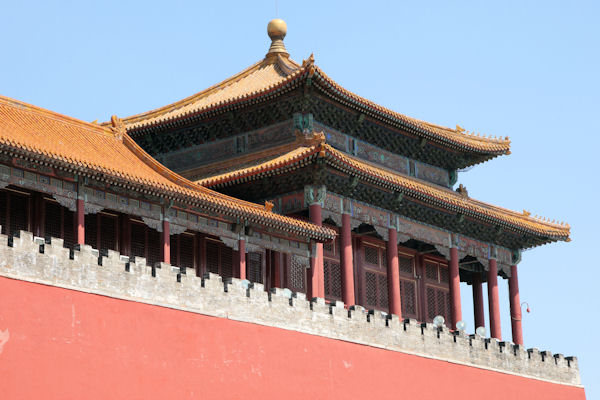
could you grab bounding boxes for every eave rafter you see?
[197,138,568,249]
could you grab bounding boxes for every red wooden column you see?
[472,273,485,330]
[386,228,402,317]
[239,238,246,280]
[509,264,524,345]
[162,218,170,264]
[308,202,324,299]
[76,198,85,245]
[487,256,502,340]
[448,244,462,330]
[340,212,355,306]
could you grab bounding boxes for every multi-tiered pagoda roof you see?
[107,20,567,251]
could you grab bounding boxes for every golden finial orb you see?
[266,19,289,58]
[267,19,287,40]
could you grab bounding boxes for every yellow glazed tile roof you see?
[197,134,569,241]
[0,95,335,241]
[118,55,510,155]
[121,55,301,130]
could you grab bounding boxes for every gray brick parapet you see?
[0,231,581,387]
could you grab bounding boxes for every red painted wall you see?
[0,276,585,400]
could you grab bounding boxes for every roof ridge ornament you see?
[456,184,469,198]
[110,115,126,140]
[266,19,289,59]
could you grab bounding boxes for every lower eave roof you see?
[196,134,570,245]
[0,95,335,242]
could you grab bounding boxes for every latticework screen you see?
[324,259,342,300]
[63,209,74,249]
[288,255,305,293]
[423,258,451,325]
[147,228,160,266]
[9,192,28,236]
[44,201,61,240]
[399,279,417,318]
[247,252,262,283]
[130,222,146,259]
[99,214,117,252]
[179,234,195,269]
[206,241,220,274]
[84,214,97,249]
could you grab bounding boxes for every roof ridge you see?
[312,66,512,147]
[112,53,509,158]
[0,95,114,138]
[118,56,302,128]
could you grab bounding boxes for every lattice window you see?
[363,269,388,311]
[205,239,234,278]
[288,256,305,293]
[365,271,378,307]
[445,292,451,323]
[44,201,61,240]
[84,214,97,248]
[130,222,146,259]
[99,214,117,252]
[323,241,334,254]
[425,262,438,282]
[147,228,160,266]
[9,192,28,236]
[206,241,220,274]
[426,287,437,320]
[400,279,417,318]
[63,209,74,249]
[398,255,413,275]
[170,236,177,266]
[247,252,262,283]
[179,234,194,269]
[439,267,449,284]
[221,246,233,279]
[324,260,342,300]
[425,285,450,326]
[364,245,379,266]
[436,290,447,322]
[378,274,388,309]
[0,191,6,234]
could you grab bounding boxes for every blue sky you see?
[2,0,598,397]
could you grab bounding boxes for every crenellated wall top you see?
[0,230,580,388]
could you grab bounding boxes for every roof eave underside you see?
[1,141,335,242]
[197,145,569,247]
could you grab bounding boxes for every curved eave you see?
[119,59,510,163]
[198,145,569,246]
[310,67,511,156]
[0,139,337,241]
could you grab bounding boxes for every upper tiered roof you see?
[0,95,334,241]
[117,21,510,167]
